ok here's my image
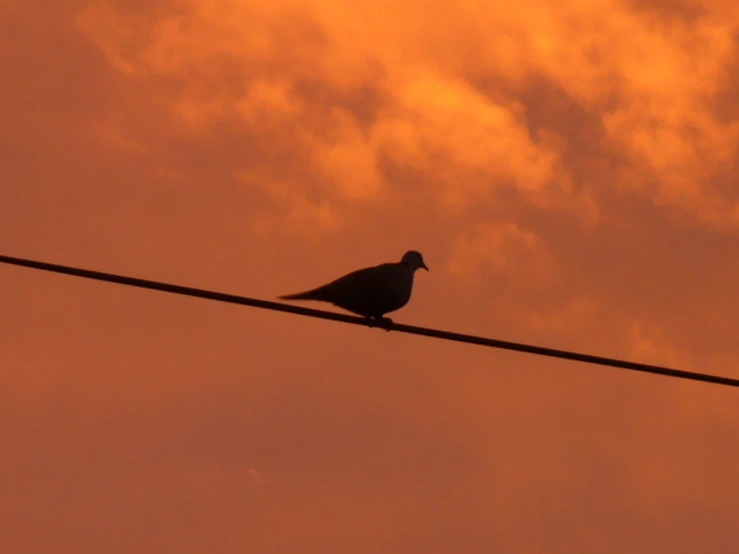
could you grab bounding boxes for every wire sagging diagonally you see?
[1,254,738,389]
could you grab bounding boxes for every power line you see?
[1,253,737,389]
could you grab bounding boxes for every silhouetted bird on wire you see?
[279,250,429,330]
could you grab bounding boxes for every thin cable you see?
[2,253,737,388]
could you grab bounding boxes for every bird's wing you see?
[320,263,398,300]
[278,263,389,301]
[322,263,413,313]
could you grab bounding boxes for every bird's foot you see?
[378,317,394,332]
[366,316,393,332]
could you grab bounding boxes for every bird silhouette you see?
[279,250,429,329]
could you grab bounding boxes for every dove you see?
[278,250,429,329]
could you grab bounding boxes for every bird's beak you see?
[422,263,429,271]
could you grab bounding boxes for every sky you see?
[1,0,738,552]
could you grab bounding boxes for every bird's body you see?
[280,262,415,319]
[279,250,428,327]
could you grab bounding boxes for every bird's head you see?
[400,250,429,272]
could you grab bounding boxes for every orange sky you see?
[1,0,738,552]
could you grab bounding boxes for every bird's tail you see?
[278,287,326,301]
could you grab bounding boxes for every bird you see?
[278,250,429,329]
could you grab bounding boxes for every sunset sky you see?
[2,0,738,552]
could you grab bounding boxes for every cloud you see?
[448,221,553,280]
[76,0,739,236]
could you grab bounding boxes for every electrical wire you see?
[2,253,737,388]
